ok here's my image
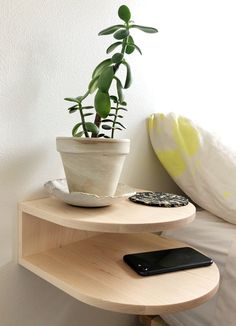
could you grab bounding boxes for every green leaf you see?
[125,44,135,54]
[84,122,99,135]
[113,29,129,40]
[115,77,124,102]
[98,66,114,92]
[64,97,80,103]
[115,121,126,129]
[122,62,132,88]
[111,53,124,64]
[74,131,84,138]
[92,58,112,79]
[98,24,124,36]
[117,115,124,118]
[130,25,158,33]
[88,75,99,94]
[67,105,78,114]
[113,127,122,131]
[121,101,127,106]
[106,42,122,54]
[83,112,94,117]
[94,90,111,118]
[102,119,113,123]
[81,106,94,109]
[134,44,142,55]
[102,124,112,130]
[118,107,128,111]
[118,5,131,23]
[127,35,134,45]
[125,35,135,54]
[110,95,118,103]
[72,123,82,136]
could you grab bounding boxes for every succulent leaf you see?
[106,42,122,54]
[102,124,112,130]
[122,62,132,88]
[94,90,111,118]
[113,29,129,40]
[98,24,124,35]
[98,66,114,92]
[88,75,99,94]
[92,58,112,79]
[118,5,131,23]
[74,131,84,137]
[115,77,124,102]
[111,53,124,64]
[72,123,82,136]
[84,122,99,135]
[130,25,158,33]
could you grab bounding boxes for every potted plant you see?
[57,4,158,196]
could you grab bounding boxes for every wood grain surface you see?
[19,197,196,233]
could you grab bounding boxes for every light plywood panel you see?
[19,212,96,257]
[19,232,219,315]
[19,197,196,233]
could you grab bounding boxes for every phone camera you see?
[138,263,149,271]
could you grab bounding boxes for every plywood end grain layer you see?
[19,197,196,233]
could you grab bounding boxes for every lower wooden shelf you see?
[19,213,219,315]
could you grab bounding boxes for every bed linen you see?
[158,209,236,326]
[148,112,236,224]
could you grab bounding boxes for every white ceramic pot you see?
[56,137,130,196]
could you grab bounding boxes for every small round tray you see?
[129,192,189,207]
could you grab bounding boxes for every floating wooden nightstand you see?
[18,197,219,315]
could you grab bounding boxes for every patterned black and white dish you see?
[129,192,189,207]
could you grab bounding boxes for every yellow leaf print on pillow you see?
[223,191,232,198]
[157,149,186,177]
[173,117,200,156]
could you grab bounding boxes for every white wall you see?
[0,0,235,325]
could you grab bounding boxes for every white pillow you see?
[148,112,236,224]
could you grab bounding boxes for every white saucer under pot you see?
[44,179,137,208]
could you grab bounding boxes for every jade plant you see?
[65,5,158,138]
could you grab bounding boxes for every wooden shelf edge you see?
[19,257,149,315]
[19,197,196,233]
[18,231,219,315]
[19,255,219,315]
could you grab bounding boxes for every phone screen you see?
[123,247,213,276]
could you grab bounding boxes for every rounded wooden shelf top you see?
[20,197,196,233]
[21,233,219,315]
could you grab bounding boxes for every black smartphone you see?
[123,247,213,276]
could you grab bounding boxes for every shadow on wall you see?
[0,145,51,202]
[121,119,182,194]
[0,262,139,326]
[0,145,53,268]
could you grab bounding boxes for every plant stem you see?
[121,37,128,55]
[78,90,90,137]
[92,37,128,138]
[81,90,90,102]
[111,102,119,138]
[92,113,101,137]
[79,104,89,137]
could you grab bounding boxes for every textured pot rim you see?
[56,137,130,154]
[56,137,130,143]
